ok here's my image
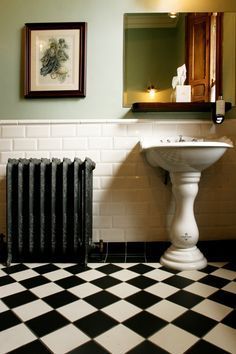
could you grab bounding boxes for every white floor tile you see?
[110,269,138,281]
[13,299,53,321]
[54,263,76,268]
[30,282,63,298]
[41,324,90,354]
[212,268,236,281]
[77,269,105,281]
[10,269,39,281]
[102,300,141,322]
[107,282,139,298]
[178,270,206,281]
[95,324,143,354]
[208,262,227,268]
[0,299,9,313]
[24,263,48,268]
[43,269,73,281]
[68,282,101,298]
[0,324,36,353]
[149,324,198,354]
[192,299,232,321]
[1,282,26,298]
[222,281,236,294]
[57,299,97,321]
[204,323,236,353]
[144,263,162,269]
[147,300,187,322]
[145,269,173,281]
[184,282,217,297]
[88,263,108,268]
[145,282,178,298]
[112,263,137,269]
[0,269,7,276]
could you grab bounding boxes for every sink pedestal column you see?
[160,171,207,270]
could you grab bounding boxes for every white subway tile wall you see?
[0,119,236,243]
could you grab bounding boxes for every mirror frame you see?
[124,12,226,107]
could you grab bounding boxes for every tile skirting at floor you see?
[1,239,236,265]
[89,240,236,264]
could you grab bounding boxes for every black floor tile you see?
[127,340,169,354]
[127,275,156,290]
[200,265,219,274]
[160,266,179,274]
[123,311,167,337]
[55,275,85,289]
[91,275,120,289]
[128,264,155,274]
[33,263,60,274]
[96,264,123,275]
[42,290,78,308]
[67,340,110,354]
[26,310,70,337]
[8,340,51,354]
[2,290,38,309]
[186,339,229,354]
[199,275,229,288]
[173,310,217,337]
[208,290,236,308]
[0,310,21,331]
[74,311,118,338]
[222,309,236,328]
[167,290,204,309]
[163,275,194,289]
[0,275,15,286]
[84,290,120,309]
[222,262,236,271]
[2,264,28,274]
[20,275,50,289]
[125,291,161,309]
[64,264,90,275]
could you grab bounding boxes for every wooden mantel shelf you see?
[132,102,232,113]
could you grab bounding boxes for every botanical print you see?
[26,24,85,96]
[40,38,69,83]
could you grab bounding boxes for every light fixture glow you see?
[147,85,157,98]
[168,12,178,19]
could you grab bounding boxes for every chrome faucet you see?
[178,135,185,142]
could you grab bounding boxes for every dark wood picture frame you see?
[24,22,87,98]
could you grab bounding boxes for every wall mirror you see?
[123,12,236,108]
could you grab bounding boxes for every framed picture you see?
[24,22,87,98]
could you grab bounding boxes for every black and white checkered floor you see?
[0,261,235,354]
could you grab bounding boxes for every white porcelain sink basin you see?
[140,135,233,270]
[140,136,233,172]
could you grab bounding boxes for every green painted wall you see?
[0,0,236,119]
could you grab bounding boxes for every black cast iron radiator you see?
[6,157,95,266]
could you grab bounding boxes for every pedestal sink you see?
[140,136,233,270]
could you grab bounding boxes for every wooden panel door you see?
[186,13,211,102]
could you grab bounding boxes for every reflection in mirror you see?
[124,12,236,107]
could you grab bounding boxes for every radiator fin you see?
[6,157,95,265]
